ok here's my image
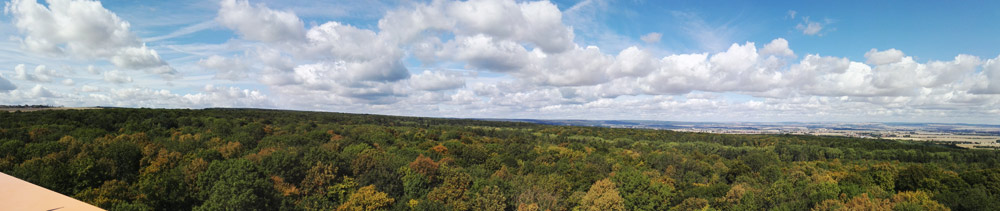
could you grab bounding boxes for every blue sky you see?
[1,0,999,124]
[555,0,1000,60]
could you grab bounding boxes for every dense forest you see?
[1,108,999,210]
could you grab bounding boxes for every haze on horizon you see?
[1,0,999,124]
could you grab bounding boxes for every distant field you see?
[884,133,1000,149]
[887,135,1000,143]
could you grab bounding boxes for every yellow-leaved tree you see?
[578,178,625,211]
[336,185,394,211]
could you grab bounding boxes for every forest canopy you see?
[1,108,999,210]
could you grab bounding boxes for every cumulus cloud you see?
[760,38,795,57]
[640,32,662,44]
[445,0,574,53]
[301,22,409,83]
[29,84,55,98]
[217,0,305,43]
[972,55,1000,94]
[787,55,875,96]
[442,34,531,71]
[212,0,420,104]
[212,1,413,101]
[378,0,575,53]
[282,61,408,96]
[864,48,904,65]
[5,0,177,77]
[61,78,74,86]
[610,46,658,77]
[210,0,589,104]
[13,64,52,82]
[628,41,784,95]
[869,54,981,94]
[523,45,615,86]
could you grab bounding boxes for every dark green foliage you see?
[195,159,277,210]
[612,167,674,211]
[1,108,999,210]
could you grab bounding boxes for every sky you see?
[1,0,999,124]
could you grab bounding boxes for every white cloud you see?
[61,78,74,86]
[57,86,274,108]
[442,34,531,71]
[864,48,904,65]
[788,55,876,96]
[640,32,662,44]
[760,38,795,58]
[29,84,55,98]
[703,42,782,92]
[378,0,574,53]
[198,55,249,80]
[5,0,177,77]
[787,10,797,19]
[13,64,52,82]
[377,1,453,44]
[868,54,981,94]
[217,0,305,43]
[81,85,99,92]
[524,45,614,86]
[446,0,574,53]
[103,70,133,84]
[610,46,658,78]
[86,65,101,74]
[109,45,171,71]
[184,84,272,108]
[972,55,1000,94]
[796,17,823,35]
[638,53,711,95]
[301,22,409,83]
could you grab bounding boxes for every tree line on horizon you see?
[1,108,999,210]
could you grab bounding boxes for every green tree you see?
[195,159,277,211]
[427,170,472,210]
[612,168,673,211]
[473,185,508,211]
[398,166,430,200]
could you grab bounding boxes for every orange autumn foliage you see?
[409,154,440,180]
[431,144,448,155]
